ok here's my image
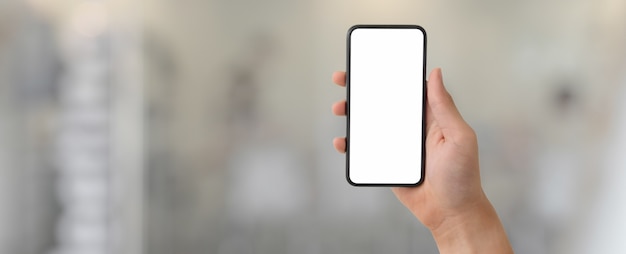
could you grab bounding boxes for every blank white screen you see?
[348,27,424,185]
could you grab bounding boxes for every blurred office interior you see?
[0,0,626,253]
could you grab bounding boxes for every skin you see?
[332,68,514,253]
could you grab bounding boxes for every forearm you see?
[431,200,513,254]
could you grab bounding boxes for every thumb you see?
[427,68,467,131]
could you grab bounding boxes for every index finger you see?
[332,71,346,86]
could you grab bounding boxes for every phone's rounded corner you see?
[412,175,425,186]
[411,25,427,41]
[346,174,361,187]
[412,25,426,33]
[347,25,363,37]
[395,175,425,187]
[412,155,426,187]
[348,24,363,32]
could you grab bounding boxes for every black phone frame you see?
[346,24,427,187]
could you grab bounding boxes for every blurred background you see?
[1,0,626,253]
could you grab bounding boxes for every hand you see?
[332,68,513,253]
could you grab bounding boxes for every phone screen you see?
[347,25,426,186]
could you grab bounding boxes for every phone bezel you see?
[346,24,427,186]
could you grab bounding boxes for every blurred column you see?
[53,2,112,254]
[52,1,144,254]
[1,2,62,254]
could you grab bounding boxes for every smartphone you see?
[346,24,427,186]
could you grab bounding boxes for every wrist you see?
[430,196,513,254]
